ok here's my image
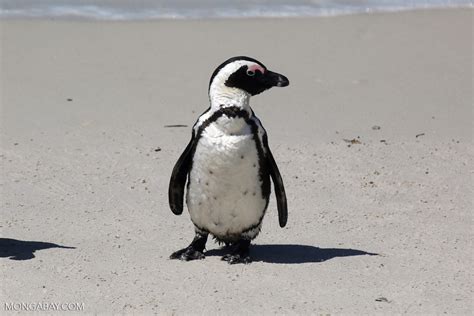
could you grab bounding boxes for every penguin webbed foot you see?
[170,247,205,261]
[221,239,251,264]
[222,252,251,264]
[170,232,208,261]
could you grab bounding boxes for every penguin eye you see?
[246,70,255,77]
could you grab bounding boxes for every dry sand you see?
[1,8,473,314]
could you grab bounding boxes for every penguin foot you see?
[170,232,208,262]
[221,253,251,264]
[221,239,251,264]
[170,247,205,261]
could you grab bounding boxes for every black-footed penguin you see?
[168,56,289,264]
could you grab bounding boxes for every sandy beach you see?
[1,8,472,314]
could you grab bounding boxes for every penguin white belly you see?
[186,122,267,240]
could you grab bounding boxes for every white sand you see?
[0,8,472,314]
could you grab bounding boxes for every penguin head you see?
[208,56,289,105]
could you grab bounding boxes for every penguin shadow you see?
[0,238,75,261]
[206,244,377,264]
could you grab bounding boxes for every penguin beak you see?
[263,70,290,87]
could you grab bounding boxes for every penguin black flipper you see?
[168,134,195,215]
[266,147,288,228]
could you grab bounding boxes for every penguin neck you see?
[209,86,251,112]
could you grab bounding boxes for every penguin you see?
[168,56,289,264]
